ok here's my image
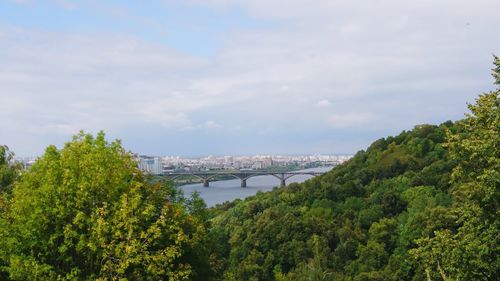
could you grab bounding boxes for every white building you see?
[138,156,162,175]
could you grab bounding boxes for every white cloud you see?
[44,123,80,135]
[316,99,332,108]
[327,113,376,128]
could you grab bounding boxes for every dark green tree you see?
[0,145,21,194]
[0,147,23,281]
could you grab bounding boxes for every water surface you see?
[180,167,333,207]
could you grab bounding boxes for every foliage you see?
[411,90,499,280]
[0,145,21,195]
[208,120,457,280]
[0,132,213,280]
[0,146,23,280]
[493,54,500,87]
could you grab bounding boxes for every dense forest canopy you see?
[0,57,498,280]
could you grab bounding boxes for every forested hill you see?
[208,92,499,280]
[208,121,457,280]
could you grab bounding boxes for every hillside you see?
[207,92,498,280]
[207,121,456,280]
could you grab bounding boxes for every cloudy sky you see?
[1,0,499,157]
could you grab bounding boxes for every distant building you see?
[251,161,263,169]
[138,156,162,175]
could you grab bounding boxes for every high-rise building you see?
[138,156,163,175]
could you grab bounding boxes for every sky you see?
[1,0,499,157]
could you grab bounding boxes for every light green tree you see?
[0,132,210,280]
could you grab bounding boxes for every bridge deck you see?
[156,171,326,187]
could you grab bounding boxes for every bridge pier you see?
[280,179,286,187]
[203,179,209,187]
[241,179,247,188]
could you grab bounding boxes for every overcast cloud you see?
[1,0,499,156]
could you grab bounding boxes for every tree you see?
[0,145,21,194]
[0,147,23,281]
[278,235,333,281]
[411,59,499,280]
[0,132,211,280]
[493,54,500,87]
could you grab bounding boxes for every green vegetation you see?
[207,120,459,280]
[0,133,215,280]
[0,145,21,195]
[0,57,498,280]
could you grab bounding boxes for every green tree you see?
[0,132,211,280]
[0,145,21,194]
[411,61,499,280]
[279,235,333,281]
[493,54,500,87]
[0,147,23,281]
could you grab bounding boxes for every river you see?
[180,166,333,207]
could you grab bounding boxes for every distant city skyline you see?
[17,152,353,175]
[1,0,500,157]
[137,154,352,175]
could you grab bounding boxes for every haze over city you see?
[1,0,499,157]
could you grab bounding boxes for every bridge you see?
[158,171,325,187]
